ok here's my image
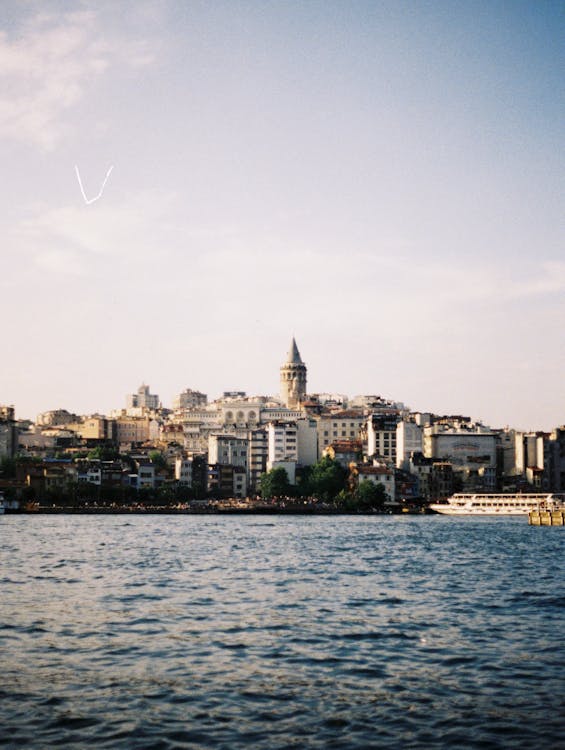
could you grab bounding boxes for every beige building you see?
[36,409,79,427]
[76,417,116,441]
[317,411,365,453]
[115,417,152,446]
[173,389,207,411]
[296,418,318,466]
[126,383,159,411]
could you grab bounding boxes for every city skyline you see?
[10,333,565,436]
[2,1,564,432]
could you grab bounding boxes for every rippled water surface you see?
[1,515,563,748]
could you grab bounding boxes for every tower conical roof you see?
[287,337,303,365]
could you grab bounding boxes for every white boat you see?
[429,493,565,516]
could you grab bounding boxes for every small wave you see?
[341,631,414,642]
[324,717,349,728]
[46,714,100,731]
[346,666,388,678]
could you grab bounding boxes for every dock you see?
[528,509,565,526]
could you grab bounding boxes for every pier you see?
[528,509,565,526]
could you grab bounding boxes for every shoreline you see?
[4,506,426,516]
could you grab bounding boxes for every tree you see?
[305,456,348,502]
[87,446,119,461]
[149,450,169,473]
[356,480,387,511]
[260,467,290,499]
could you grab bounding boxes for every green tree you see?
[149,450,169,473]
[305,456,348,502]
[356,480,387,511]
[88,446,119,461]
[334,488,355,509]
[260,467,290,499]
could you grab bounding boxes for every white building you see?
[208,434,248,470]
[515,432,545,473]
[260,407,304,423]
[135,461,156,489]
[367,413,400,464]
[267,422,298,466]
[175,457,193,486]
[515,431,553,489]
[423,426,497,471]
[221,401,262,429]
[177,408,223,453]
[396,421,423,469]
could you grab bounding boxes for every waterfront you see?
[1,515,563,749]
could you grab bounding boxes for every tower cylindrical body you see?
[280,339,307,408]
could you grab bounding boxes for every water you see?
[1,515,563,749]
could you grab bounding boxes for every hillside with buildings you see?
[1,339,564,511]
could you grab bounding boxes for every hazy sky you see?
[1,0,563,430]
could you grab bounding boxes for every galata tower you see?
[280,338,307,408]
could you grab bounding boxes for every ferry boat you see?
[429,493,565,516]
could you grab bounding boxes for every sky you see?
[1,0,563,431]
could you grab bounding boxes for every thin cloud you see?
[0,10,156,150]
[14,189,179,275]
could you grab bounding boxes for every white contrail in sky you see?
[75,164,114,205]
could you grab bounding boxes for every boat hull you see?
[430,505,530,516]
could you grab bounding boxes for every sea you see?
[1,514,563,749]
